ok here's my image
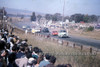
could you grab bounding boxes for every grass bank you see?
[13,32,100,67]
[69,29,100,40]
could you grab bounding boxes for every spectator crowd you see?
[0,28,72,67]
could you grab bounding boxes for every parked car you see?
[51,31,58,36]
[58,30,68,38]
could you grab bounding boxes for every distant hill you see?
[5,8,32,15]
[4,7,45,16]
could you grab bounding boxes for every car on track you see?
[42,27,49,33]
[35,28,41,33]
[51,31,58,36]
[31,28,41,33]
[22,26,26,29]
[58,30,68,38]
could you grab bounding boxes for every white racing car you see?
[58,30,68,38]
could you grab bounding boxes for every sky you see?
[0,0,100,16]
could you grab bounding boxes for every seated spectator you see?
[37,53,44,64]
[0,33,2,40]
[39,53,51,67]
[6,43,10,53]
[15,55,28,67]
[21,39,28,47]
[56,64,72,67]
[27,58,36,67]
[66,64,72,67]
[16,39,22,47]
[7,53,17,67]
[0,40,6,51]
[0,56,3,67]
[25,47,32,59]
[1,33,7,42]
[1,49,9,65]
[32,47,40,60]
[10,39,15,51]
[56,64,66,67]
[12,46,17,53]
[0,55,6,67]
[7,35,13,43]
[28,45,32,52]
[16,46,25,58]
[45,56,56,67]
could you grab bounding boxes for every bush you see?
[87,26,94,31]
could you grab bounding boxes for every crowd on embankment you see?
[0,28,72,67]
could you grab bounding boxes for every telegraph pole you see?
[62,0,65,28]
[62,0,65,22]
[62,0,69,37]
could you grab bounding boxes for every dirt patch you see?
[69,29,100,40]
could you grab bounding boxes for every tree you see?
[31,12,36,21]
[97,17,100,23]
[52,13,62,21]
[0,7,7,20]
[0,7,7,29]
[89,15,97,22]
[83,15,89,22]
[45,14,52,21]
[37,15,42,22]
[21,15,24,19]
[70,14,84,23]
[70,14,98,23]
[64,16,70,22]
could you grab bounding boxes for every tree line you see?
[0,8,7,20]
[0,8,99,23]
[31,12,99,23]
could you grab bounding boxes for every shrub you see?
[87,26,94,31]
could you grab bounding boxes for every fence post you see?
[67,42,69,46]
[90,47,92,53]
[81,45,83,51]
[73,43,75,48]
[58,40,63,45]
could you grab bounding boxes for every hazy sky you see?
[0,0,100,16]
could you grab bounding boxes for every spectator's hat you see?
[28,58,35,64]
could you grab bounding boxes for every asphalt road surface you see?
[41,32,100,49]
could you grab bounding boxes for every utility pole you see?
[62,0,65,22]
[62,0,65,29]
[62,0,69,37]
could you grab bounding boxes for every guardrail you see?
[31,33,100,54]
